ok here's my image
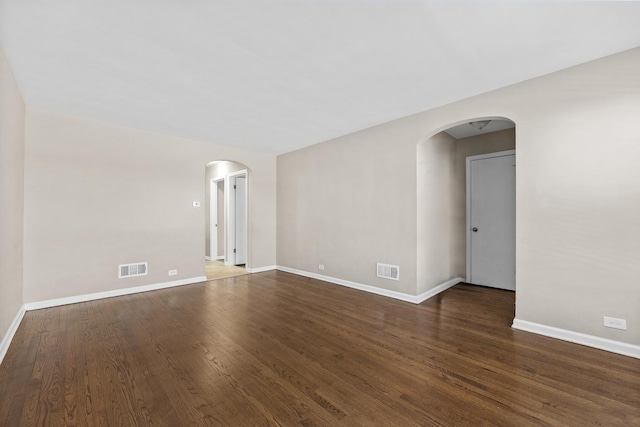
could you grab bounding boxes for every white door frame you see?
[466,149,516,286]
[210,178,224,260]
[225,169,248,266]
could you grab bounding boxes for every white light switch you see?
[192,201,201,207]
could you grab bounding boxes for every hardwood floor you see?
[1,272,638,426]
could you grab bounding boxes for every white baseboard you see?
[0,304,27,366]
[24,276,208,311]
[2,276,207,365]
[276,265,461,304]
[246,265,276,274]
[415,277,465,303]
[216,256,224,261]
[512,318,640,359]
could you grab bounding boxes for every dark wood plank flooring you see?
[1,271,638,426]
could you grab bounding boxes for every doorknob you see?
[472,227,478,232]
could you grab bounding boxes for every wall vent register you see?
[377,263,400,281]
[119,262,148,278]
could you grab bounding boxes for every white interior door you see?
[226,172,247,266]
[210,179,223,260]
[467,150,516,291]
[234,176,247,265]
[226,176,236,266]
[210,180,217,259]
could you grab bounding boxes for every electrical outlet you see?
[168,269,177,276]
[318,264,325,270]
[603,316,626,330]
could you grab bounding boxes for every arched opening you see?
[417,117,516,302]
[205,160,250,280]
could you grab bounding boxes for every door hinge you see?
[234,184,236,189]
[233,249,236,253]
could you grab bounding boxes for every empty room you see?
[1,1,639,426]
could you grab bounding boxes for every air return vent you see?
[119,262,148,278]
[377,263,399,281]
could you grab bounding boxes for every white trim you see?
[512,318,640,359]
[276,265,462,304]
[465,149,515,163]
[414,277,465,303]
[277,265,415,302]
[227,169,248,179]
[0,305,27,366]
[215,256,224,261]
[2,276,206,365]
[24,276,207,311]
[246,265,276,274]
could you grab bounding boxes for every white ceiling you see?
[1,1,640,154]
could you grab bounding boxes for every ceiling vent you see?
[377,263,399,281]
[119,262,148,278]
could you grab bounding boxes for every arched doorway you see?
[205,160,250,280]
[416,118,516,295]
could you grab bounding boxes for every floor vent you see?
[119,262,148,278]
[377,263,399,281]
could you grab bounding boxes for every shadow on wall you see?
[416,118,516,295]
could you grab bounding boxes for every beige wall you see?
[278,47,640,346]
[277,125,418,295]
[416,131,457,294]
[0,48,25,341]
[23,110,276,302]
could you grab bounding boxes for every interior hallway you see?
[205,259,248,281]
